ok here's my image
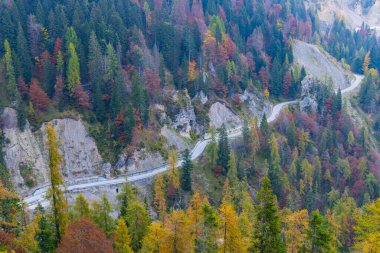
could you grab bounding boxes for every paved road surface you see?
[24,75,364,209]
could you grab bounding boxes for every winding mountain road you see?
[24,74,364,209]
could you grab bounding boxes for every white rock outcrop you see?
[208,102,242,129]
[1,108,103,195]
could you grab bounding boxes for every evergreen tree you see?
[250,177,285,253]
[66,42,80,93]
[227,152,238,189]
[125,200,150,252]
[46,124,68,243]
[35,204,56,253]
[16,23,31,81]
[217,124,230,175]
[105,43,125,118]
[269,134,282,197]
[88,32,105,121]
[131,74,149,125]
[306,210,334,253]
[4,40,19,102]
[180,149,192,192]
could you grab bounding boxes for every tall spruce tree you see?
[88,32,105,121]
[217,124,230,175]
[180,149,192,192]
[250,177,285,253]
[306,210,335,253]
[66,42,80,93]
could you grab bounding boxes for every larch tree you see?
[140,221,171,253]
[354,198,380,252]
[4,40,19,102]
[227,152,238,190]
[283,209,309,253]
[46,124,67,243]
[219,201,245,253]
[165,210,194,253]
[363,51,371,73]
[250,177,285,253]
[66,42,80,93]
[153,174,166,221]
[92,194,115,237]
[114,217,134,253]
[72,192,90,219]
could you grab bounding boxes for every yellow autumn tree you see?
[46,124,68,242]
[264,88,270,98]
[165,210,194,253]
[168,150,180,191]
[283,209,309,253]
[15,214,40,253]
[354,198,380,252]
[238,190,255,249]
[188,60,197,82]
[187,192,209,241]
[114,217,134,253]
[153,174,166,221]
[140,221,171,253]
[363,51,371,72]
[219,201,245,253]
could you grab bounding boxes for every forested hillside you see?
[1,0,380,252]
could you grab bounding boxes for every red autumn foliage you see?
[73,85,90,109]
[29,80,50,111]
[18,76,29,99]
[53,38,63,63]
[57,218,113,253]
[213,165,222,177]
[143,68,161,101]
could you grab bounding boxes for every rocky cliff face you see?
[208,102,242,130]
[1,108,103,195]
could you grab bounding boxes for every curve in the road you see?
[24,75,364,209]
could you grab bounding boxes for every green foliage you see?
[180,149,193,192]
[66,42,80,93]
[217,124,230,175]
[92,194,115,237]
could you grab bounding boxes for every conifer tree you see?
[153,174,166,221]
[66,42,80,93]
[217,124,230,175]
[16,23,32,81]
[72,193,90,218]
[306,210,334,253]
[125,200,150,251]
[92,194,115,237]
[88,32,105,121]
[269,134,282,197]
[141,221,171,252]
[227,152,238,189]
[250,177,285,253]
[35,204,56,253]
[219,201,245,252]
[180,149,192,192]
[4,40,19,102]
[46,124,68,243]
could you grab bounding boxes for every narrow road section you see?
[24,75,364,209]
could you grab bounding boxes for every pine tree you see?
[217,124,230,175]
[306,210,334,253]
[46,124,68,243]
[250,177,285,253]
[260,113,270,143]
[205,127,218,170]
[66,42,80,93]
[72,193,90,218]
[165,210,194,253]
[180,149,192,192]
[114,217,134,253]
